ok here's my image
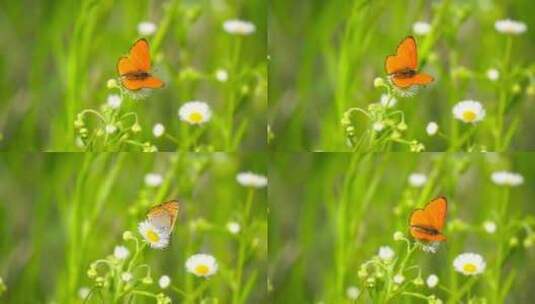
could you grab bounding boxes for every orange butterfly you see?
[147,200,180,234]
[385,36,434,89]
[409,196,447,242]
[117,38,165,91]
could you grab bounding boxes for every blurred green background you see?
[0,0,266,151]
[269,153,535,303]
[0,152,267,302]
[269,0,535,151]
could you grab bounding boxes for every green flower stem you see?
[492,187,510,303]
[223,37,243,149]
[494,36,513,151]
[232,188,255,304]
[449,276,477,303]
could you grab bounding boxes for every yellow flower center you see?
[194,264,210,275]
[463,263,477,273]
[147,230,160,243]
[462,110,477,122]
[188,112,203,123]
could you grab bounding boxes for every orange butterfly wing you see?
[409,197,447,242]
[117,39,164,90]
[391,73,434,88]
[122,77,165,90]
[147,200,180,233]
[385,36,418,74]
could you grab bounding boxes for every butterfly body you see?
[117,38,164,91]
[385,36,434,89]
[409,196,447,242]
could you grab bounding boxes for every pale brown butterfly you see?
[147,200,180,235]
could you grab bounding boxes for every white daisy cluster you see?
[138,21,157,36]
[236,171,268,188]
[408,173,427,187]
[426,274,439,288]
[452,100,485,124]
[483,220,497,234]
[486,68,499,81]
[223,19,256,35]
[138,220,170,249]
[453,252,486,275]
[412,21,432,36]
[158,275,171,289]
[185,254,218,277]
[377,246,395,262]
[107,94,122,109]
[491,171,524,186]
[113,245,130,260]
[178,101,212,125]
[495,19,527,35]
[426,122,438,136]
[346,286,360,300]
[144,173,163,187]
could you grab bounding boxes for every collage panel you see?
[0,153,267,303]
[269,0,534,152]
[0,0,266,152]
[269,153,535,303]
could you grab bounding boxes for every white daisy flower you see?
[494,19,527,35]
[413,21,432,36]
[426,122,438,136]
[453,252,486,275]
[452,100,485,124]
[408,173,427,187]
[138,220,170,249]
[185,254,218,277]
[223,19,256,35]
[378,246,395,262]
[121,272,133,282]
[226,221,241,234]
[178,101,212,125]
[393,274,405,284]
[491,171,524,186]
[78,287,90,300]
[346,286,360,300]
[114,245,130,260]
[138,21,157,36]
[373,121,385,132]
[380,94,397,108]
[144,173,163,187]
[107,94,122,109]
[215,69,229,82]
[105,124,117,134]
[152,123,165,138]
[426,274,439,288]
[483,221,497,234]
[236,171,268,188]
[158,275,171,289]
[486,68,499,81]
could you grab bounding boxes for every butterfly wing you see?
[424,196,447,232]
[147,200,180,234]
[117,39,150,75]
[391,73,434,88]
[409,196,447,242]
[128,38,151,72]
[385,36,418,74]
[121,76,165,90]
